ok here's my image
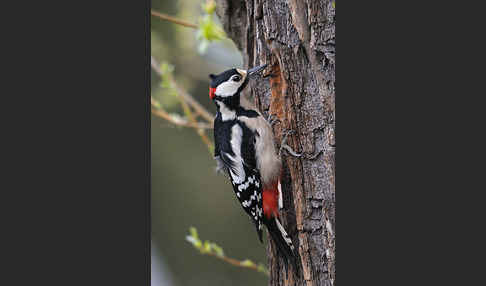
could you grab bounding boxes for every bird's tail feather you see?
[265,216,298,270]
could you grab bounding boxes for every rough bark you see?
[215,1,335,285]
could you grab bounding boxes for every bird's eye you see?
[232,75,241,82]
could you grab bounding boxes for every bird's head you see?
[209,64,267,102]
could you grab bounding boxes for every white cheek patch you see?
[215,81,242,97]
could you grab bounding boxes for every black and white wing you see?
[214,119,264,242]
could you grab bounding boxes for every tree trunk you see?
[215,1,335,285]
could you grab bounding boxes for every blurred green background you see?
[151,1,267,285]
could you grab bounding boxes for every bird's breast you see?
[238,115,282,187]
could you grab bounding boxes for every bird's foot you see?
[279,130,302,158]
[267,114,280,127]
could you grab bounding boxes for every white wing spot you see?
[238,180,250,192]
[256,207,262,217]
[228,125,245,184]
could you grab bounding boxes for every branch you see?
[151,56,215,152]
[204,251,269,275]
[151,56,214,124]
[151,99,212,129]
[186,227,269,276]
[151,10,198,29]
[177,90,214,152]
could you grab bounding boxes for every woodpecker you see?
[209,64,297,268]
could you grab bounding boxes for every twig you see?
[174,83,215,124]
[151,10,198,29]
[151,57,214,124]
[204,251,269,275]
[177,92,214,152]
[150,56,215,152]
[151,106,212,129]
[186,227,269,276]
[151,97,211,129]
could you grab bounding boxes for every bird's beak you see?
[247,64,268,77]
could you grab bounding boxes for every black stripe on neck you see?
[214,92,260,118]
[214,93,240,110]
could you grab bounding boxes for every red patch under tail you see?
[263,180,279,219]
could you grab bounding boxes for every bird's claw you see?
[267,114,280,127]
[279,130,302,157]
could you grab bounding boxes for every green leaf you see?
[202,0,216,14]
[189,226,199,240]
[257,263,268,274]
[185,235,197,245]
[160,62,174,75]
[240,259,255,267]
[186,227,203,249]
[203,240,212,253]
[210,243,224,257]
[158,61,178,97]
[198,15,225,42]
[195,3,225,54]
